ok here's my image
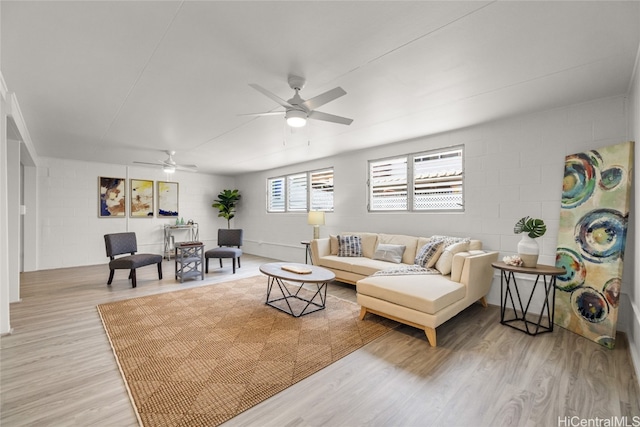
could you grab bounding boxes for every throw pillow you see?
[435,240,471,275]
[338,235,363,257]
[372,244,406,264]
[414,240,444,268]
[330,235,339,255]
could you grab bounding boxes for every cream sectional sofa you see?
[310,232,498,347]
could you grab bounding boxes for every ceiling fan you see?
[245,75,353,127]
[133,150,197,173]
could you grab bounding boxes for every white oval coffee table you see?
[259,262,335,317]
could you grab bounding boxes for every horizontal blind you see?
[310,168,334,211]
[413,148,463,210]
[267,177,285,212]
[369,157,408,210]
[287,173,307,211]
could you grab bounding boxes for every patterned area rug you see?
[97,275,396,426]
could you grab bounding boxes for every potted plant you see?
[514,216,546,267]
[212,189,241,229]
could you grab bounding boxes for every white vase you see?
[517,235,539,268]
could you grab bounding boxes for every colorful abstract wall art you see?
[99,177,126,217]
[157,181,179,217]
[554,141,634,349]
[130,179,154,217]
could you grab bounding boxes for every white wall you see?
[625,39,640,378]
[0,76,10,335]
[235,95,632,316]
[34,157,236,269]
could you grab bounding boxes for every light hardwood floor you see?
[2,255,639,426]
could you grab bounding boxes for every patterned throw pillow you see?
[338,235,363,257]
[414,240,444,267]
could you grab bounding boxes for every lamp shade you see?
[307,211,325,226]
[163,165,176,174]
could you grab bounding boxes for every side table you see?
[491,261,565,336]
[301,240,313,264]
[175,242,204,283]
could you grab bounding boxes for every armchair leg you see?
[157,262,163,280]
[238,257,241,268]
[219,259,223,268]
[206,258,209,273]
[131,269,137,288]
[232,258,236,274]
[107,270,115,285]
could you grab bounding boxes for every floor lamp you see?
[307,211,325,240]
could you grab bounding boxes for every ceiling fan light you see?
[286,110,307,127]
[163,165,176,174]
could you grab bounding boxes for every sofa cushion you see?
[373,244,406,264]
[379,234,419,264]
[435,240,471,275]
[330,235,339,255]
[357,274,466,315]
[350,259,409,277]
[338,235,362,257]
[317,255,401,277]
[341,232,379,258]
[414,239,444,268]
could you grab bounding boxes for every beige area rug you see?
[97,275,396,426]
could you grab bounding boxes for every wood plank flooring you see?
[2,255,639,426]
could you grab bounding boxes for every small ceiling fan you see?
[133,150,197,173]
[245,75,353,127]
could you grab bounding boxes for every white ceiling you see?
[2,1,639,175]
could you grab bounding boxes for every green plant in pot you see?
[212,189,241,229]
[514,216,546,267]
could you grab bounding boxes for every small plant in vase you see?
[514,216,546,268]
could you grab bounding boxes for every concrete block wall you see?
[235,94,631,311]
[34,157,235,270]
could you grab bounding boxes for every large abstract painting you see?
[158,181,179,217]
[99,177,126,217]
[130,179,154,217]
[555,141,634,348]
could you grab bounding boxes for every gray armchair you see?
[104,232,163,287]
[205,229,243,274]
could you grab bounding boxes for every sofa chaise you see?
[310,232,498,347]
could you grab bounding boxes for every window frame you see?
[368,145,464,212]
[267,167,334,213]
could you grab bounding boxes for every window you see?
[267,177,285,212]
[368,146,463,212]
[267,168,334,212]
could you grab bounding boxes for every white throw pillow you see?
[373,244,406,264]
[435,240,471,275]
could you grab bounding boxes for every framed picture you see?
[157,181,179,217]
[554,141,634,349]
[99,177,126,217]
[130,179,154,217]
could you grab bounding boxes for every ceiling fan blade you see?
[176,164,198,172]
[308,110,353,126]
[238,111,285,117]
[300,87,346,111]
[133,161,163,166]
[249,84,293,109]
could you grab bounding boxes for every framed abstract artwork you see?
[130,179,154,217]
[99,177,126,217]
[554,141,634,349]
[158,181,179,217]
